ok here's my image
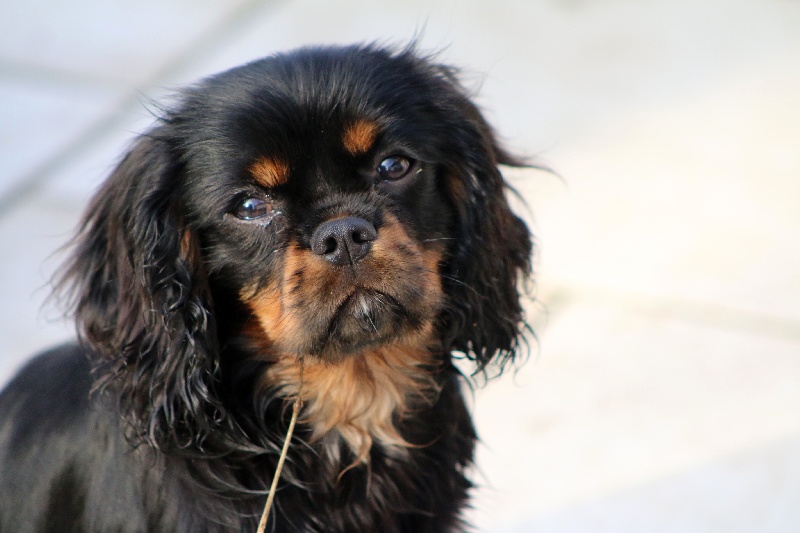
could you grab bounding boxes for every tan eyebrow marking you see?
[249,156,290,188]
[342,120,379,156]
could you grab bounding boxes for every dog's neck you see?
[261,338,441,463]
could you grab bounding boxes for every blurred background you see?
[1,0,799,531]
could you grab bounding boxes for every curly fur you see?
[0,43,532,533]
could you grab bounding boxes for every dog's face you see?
[167,45,530,363]
[178,59,457,359]
[63,45,532,451]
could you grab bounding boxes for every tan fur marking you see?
[241,246,304,350]
[242,285,285,347]
[342,120,379,155]
[179,228,205,276]
[249,156,289,188]
[264,334,440,463]
[180,228,195,259]
[369,216,444,308]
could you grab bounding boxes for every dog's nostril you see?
[311,217,377,266]
[322,236,338,255]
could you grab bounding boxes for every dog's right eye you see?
[234,197,273,220]
[377,156,412,181]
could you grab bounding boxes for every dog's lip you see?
[333,288,401,322]
[315,288,406,351]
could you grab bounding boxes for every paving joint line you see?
[539,283,800,344]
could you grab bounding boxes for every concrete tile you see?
[466,302,800,531]
[527,434,800,533]
[0,78,124,197]
[479,0,800,151]
[160,0,492,79]
[38,107,161,209]
[0,0,254,85]
[523,64,800,323]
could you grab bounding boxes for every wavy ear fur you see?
[58,131,223,450]
[440,88,533,375]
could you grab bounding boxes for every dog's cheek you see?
[369,216,445,318]
[240,242,338,354]
[281,243,347,346]
[199,213,289,284]
[389,167,456,244]
[240,283,289,351]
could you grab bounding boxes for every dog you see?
[0,44,532,532]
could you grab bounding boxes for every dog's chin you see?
[309,289,424,361]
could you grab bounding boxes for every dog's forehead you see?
[246,118,379,189]
[179,47,456,193]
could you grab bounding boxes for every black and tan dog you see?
[0,44,533,533]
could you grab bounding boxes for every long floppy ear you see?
[58,131,224,450]
[440,94,534,376]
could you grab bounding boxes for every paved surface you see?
[2,1,799,531]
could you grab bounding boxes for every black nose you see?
[311,216,377,266]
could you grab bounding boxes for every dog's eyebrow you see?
[342,120,379,156]
[249,156,290,188]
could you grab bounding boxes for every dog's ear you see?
[58,130,224,450]
[440,94,534,376]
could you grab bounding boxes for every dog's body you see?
[0,44,532,532]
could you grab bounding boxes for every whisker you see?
[424,270,483,297]
[359,294,379,333]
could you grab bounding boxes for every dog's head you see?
[60,44,532,450]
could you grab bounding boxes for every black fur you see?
[0,44,532,532]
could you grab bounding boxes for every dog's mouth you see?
[318,288,416,356]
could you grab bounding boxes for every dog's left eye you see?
[234,197,274,220]
[377,156,412,181]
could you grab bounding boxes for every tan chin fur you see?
[262,327,441,464]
